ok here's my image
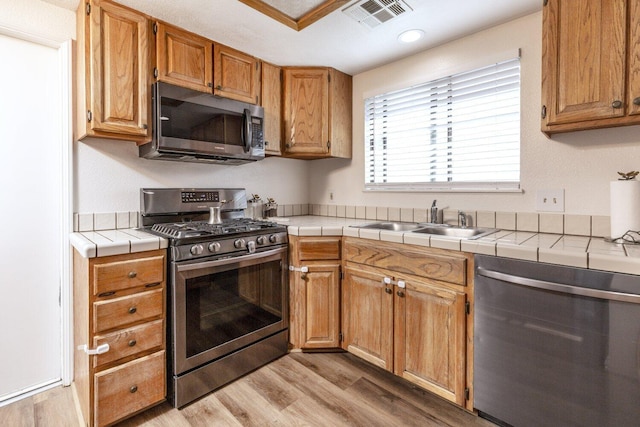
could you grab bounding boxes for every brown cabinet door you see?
[394,278,467,406]
[155,22,213,92]
[213,44,260,104]
[297,263,341,349]
[342,265,394,371]
[84,0,150,140]
[261,61,282,155]
[542,0,627,127]
[282,67,329,156]
[328,68,353,159]
[629,0,640,116]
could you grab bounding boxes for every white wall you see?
[74,139,309,212]
[309,12,640,216]
[0,0,74,41]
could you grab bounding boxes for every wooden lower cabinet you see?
[393,275,466,406]
[73,249,167,426]
[341,264,394,369]
[289,236,341,350]
[342,237,471,408]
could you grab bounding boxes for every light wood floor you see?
[1,352,496,426]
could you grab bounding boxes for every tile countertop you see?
[70,216,640,275]
[70,228,167,258]
[270,216,640,276]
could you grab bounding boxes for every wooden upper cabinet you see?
[261,61,283,155]
[154,22,213,93]
[76,0,151,142]
[541,0,640,134]
[214,44,260,104]
[282,67,352,159]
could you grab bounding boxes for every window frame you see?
[363,52,522,193]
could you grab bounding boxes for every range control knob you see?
[256,235,267,245]
[190,244,204,255]
[269,234,279,243]
[234,238,246,249]
[208,242,221,253]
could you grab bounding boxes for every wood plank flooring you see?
[0,352,496,426]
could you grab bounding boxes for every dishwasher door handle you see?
[477,267,640,304]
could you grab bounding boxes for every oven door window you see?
[174,250,287,370]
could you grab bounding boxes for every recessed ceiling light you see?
[398,29,424,43]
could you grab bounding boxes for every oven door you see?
[171,246,288,375]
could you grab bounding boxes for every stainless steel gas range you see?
[140,188,289,408]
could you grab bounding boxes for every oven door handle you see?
[176,247,285,272]
[477,267,640,304]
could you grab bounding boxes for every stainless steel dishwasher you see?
[474,255,640,427]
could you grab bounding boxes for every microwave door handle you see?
[242,109,252,153]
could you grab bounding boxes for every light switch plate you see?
[536,189,565,212]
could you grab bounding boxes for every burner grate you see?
[150,219,280,240]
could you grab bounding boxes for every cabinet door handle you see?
[128,307,137,314]
[633,97,640,106]
[397,290,405,297]
[612,100,623,108]
[128,271,137,279]
[128,339,137,347]
[79,343,110,355]
[385,287,393,294]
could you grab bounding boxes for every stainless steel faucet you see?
[430,200,438,224]
[458,210,467,228]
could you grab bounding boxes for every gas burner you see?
[149,219,281,240]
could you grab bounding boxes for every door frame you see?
[0,26,73,395]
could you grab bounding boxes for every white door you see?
[0,32,69,402]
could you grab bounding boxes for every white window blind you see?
[365,56,521,192]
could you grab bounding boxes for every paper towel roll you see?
[610,180,640,238]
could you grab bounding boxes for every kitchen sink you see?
[352,222,428,232]
[411,226,498,240]
[352,221,498,240]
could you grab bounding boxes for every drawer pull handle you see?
[128,339,137,347]
[130,385,138,393]
[128,271,137,278]
[145,282,161,288]
[98,291,115,297]
[128,307,137,314]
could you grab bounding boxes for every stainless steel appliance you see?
[140,188,288,408]
[474,255,640,427]
[139,82,265,165]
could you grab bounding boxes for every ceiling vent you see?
[343,0,413,30]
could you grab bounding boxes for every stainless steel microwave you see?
[139,82,265,165]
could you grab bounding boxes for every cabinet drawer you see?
[93,288,163,333]
[298,237,341,260]
[94,350,165,427]
[93,255,164,296]
[93,319,164,367]
[343,238,466,286]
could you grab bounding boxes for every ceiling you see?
[51,0,541,75]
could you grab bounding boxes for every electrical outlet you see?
[536,189,564,212]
